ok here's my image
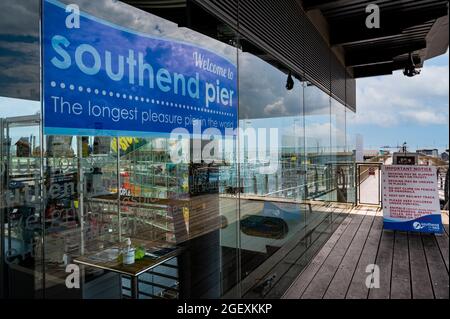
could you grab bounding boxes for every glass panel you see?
[346,109,357,204]
[237,47,309,298]
[330,98,350,203]
[0,99,43,299]
[42,134,119,298]
[41,0,240,299]
[304,84,331,201]
[0,0,358,300]
[1,0,43,299]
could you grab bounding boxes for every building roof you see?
[123,0,449,111]
[302,0,449,78]
[15,137,30,146]
[363,150,379,157]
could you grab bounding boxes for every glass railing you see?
[218,160,357,204]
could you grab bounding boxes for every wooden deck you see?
[283,207,449,299]
[232,202,351,299]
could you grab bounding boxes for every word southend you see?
[50,35,235,108]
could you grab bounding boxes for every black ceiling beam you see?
[352,62,393,78]
[329,5,448,46]
[393,55,423,70]
[124,1,187,9]
[302,0,356,11]
[352,54,423,78]
[345,40,427,66]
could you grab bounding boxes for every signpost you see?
[382,165,443,233]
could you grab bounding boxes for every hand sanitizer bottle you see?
[123,238,135,265]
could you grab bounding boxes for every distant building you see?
[416,149,439,158]
[363,150,379,161]
[15,137,30,157]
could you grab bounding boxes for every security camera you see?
[403,66,421,77]
[286,71,294,90]
[403,53,421,77]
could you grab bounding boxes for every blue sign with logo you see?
[42,0,237,137]
[382,165,443,234]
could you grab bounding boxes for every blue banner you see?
[42,0,237,137]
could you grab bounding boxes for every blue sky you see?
[352,50,449,153]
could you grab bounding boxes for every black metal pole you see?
[0,118,5,298]
[130,276,139,299]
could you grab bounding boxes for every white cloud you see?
[264,98,287,116]
[305,122,331,144]
[399,110,449,125]
[355,63,449,127]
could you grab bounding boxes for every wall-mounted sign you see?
[42,0,237,137]
[392,152,418,165]
[382,165,443,233]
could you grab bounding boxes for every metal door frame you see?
[356,162,382,206]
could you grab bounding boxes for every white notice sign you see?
[382,165,443,233]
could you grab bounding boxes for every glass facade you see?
[0,0,356,299]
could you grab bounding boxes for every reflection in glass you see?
[0,0,356,300]
[0,98,42,298]
[330,98,352,203]
[304,84,331,201]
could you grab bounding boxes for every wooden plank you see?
[241,205,339,296]
[263,213,348,299]
[265,263,306,299]
[346,209,383,299]
[244,207,343,298]
[390,232,411,299]
[422,234,449,299]
[240,209,327,296]
[441,211,449,236]
[323,208,376,299]
[282,213,353,299]
[442,212,449,236]
[408,233,434,299]
[300,209,367,299]
[295,214,349,269]
[368,230,394,299]
[434,232,449,273]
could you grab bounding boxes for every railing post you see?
[275,173,279,192]
[378,163,382,207]
[0,118,4,299]
[355,163,359,205]
[444,169,449,210]
[264,174,268,195]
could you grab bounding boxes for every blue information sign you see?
[42,0,237,137]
